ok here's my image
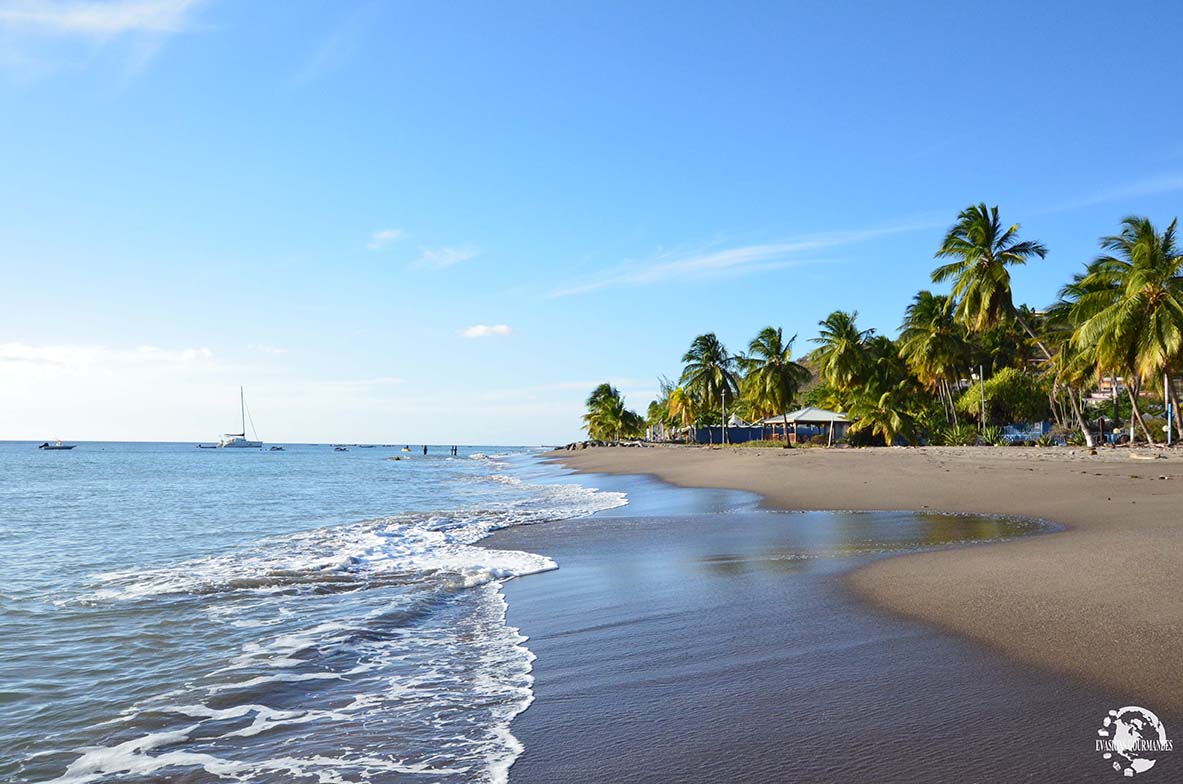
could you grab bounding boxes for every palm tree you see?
[667,386,693,435]
[582,383,645,442]
[847,380,918,446]
[933,203,1094,446]
[1073,216,1183,439]
[809,310,873,402]
[932,204,1049,345]
[739,326,812,441]
[898,291,969,424]
[680,333,739,420]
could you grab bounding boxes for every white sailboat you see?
[218,387,263,448]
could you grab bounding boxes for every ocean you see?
[0,442,625,783]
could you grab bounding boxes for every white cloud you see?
[366,228,406,251]
[547,221,934,298]
[460,324,512,339]
[416,245,479,269]
[0,0,202,36]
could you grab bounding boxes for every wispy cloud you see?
[548,222,933,298]
[0,0,204,79]
[416,245,480,269]
[0,0,201,35]
[315,376,404,390]
[460,324,512,339]
[1040,172,1183,215]
[0,342,212,368]
[366,228,406,251]
[292,2,380,86]
[248,343,288,356]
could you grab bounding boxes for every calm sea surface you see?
[0,442,624,783]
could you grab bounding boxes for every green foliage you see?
[801,381,842,410]
[981,425,1007,446]
[1143,417,1168,443]
[809,311,874,397]
[680,333,738,418]
[583,383,645,441]
[956,367,1051,425]
[739,327,811,420]
[930,423,980,446]
[1035,434,1057,447]
[932,203,1047,333]
[1072,217,1183,383]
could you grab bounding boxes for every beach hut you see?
[757,406,850,445]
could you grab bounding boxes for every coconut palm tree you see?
[898,291,970,424]
[932,204,1049,345]
[933,203,1094,446]
[809,310,873,402]
[680,333,739,418]
[739,326,812,441]
[1073,216,1183,439]
[583,383,645,441]
[667,386,693,435]
[846,380,918,446]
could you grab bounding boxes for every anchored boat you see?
[218,387,263,448]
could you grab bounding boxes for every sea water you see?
[0,442,624,783]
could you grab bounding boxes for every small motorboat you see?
[334,446,348,452]
[269,446,285,451]
[196,444,218,449]
[39,440,75,450]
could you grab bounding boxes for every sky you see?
[2,0,1183,444]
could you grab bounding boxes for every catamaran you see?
[218,387,263,448]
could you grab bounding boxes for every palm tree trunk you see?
[946,379,958,426]
[1010,309,1093,446]
[1164,373,1183,442]
[1168,374,1183,442]
[1063,387,1095,448]
[1128,383,1153,443]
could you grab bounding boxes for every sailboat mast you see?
[240,386,245,436]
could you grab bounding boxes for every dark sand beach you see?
[489,468,1175,782]
[545,446,1183,712]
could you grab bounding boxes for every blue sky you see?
[2,0,1182,443]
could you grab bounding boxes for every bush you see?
[846,429,884,447]
[981,425,1008,446]
[930,423,979,446]
[956,367,1052,426]
[1142,417,1167,444]
[1035,434,1058,447]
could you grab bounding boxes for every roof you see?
[756,406,849,425]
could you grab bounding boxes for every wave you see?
[42,461,627,784]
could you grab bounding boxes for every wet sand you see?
[490,471,1160,782]
[546,446,1183,714]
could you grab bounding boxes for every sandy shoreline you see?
[548,445,1183,713]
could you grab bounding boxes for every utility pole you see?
[1166,373,1173,446]
[721,386,729,445]
[971,366,986,430]
[980,365,986,429]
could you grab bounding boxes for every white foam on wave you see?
[50,457,627,784]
